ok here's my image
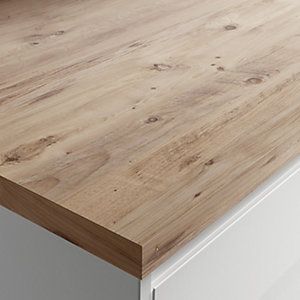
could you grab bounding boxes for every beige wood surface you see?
[0,0,300,278]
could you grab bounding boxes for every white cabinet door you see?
[154,160,300,300]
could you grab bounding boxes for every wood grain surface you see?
[0,0,300,278]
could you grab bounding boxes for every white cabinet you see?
[152,158,300,300]
[0,207,140,300]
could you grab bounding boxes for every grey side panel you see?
[0,207,139,300]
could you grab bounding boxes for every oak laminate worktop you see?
[0,0,300,279]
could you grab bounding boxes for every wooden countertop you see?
[0,0,300,279]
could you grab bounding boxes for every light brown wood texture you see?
[0,0,300,278]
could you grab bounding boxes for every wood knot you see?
[205,159,214,166]
[146,116,160,124]
[151,63,172,71]
[39,136,57,145]
[30,41,40,46]
[194,191,202,199]
[224,24,237,31]
[179,154,201,171]
[53,30,65,36]
[0,135,59,166]
[245,77,263,85]
[2,153,21,164]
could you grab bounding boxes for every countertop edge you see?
[0,176,143,279]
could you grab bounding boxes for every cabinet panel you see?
[0,207,139,300]
[154,162,300,300]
